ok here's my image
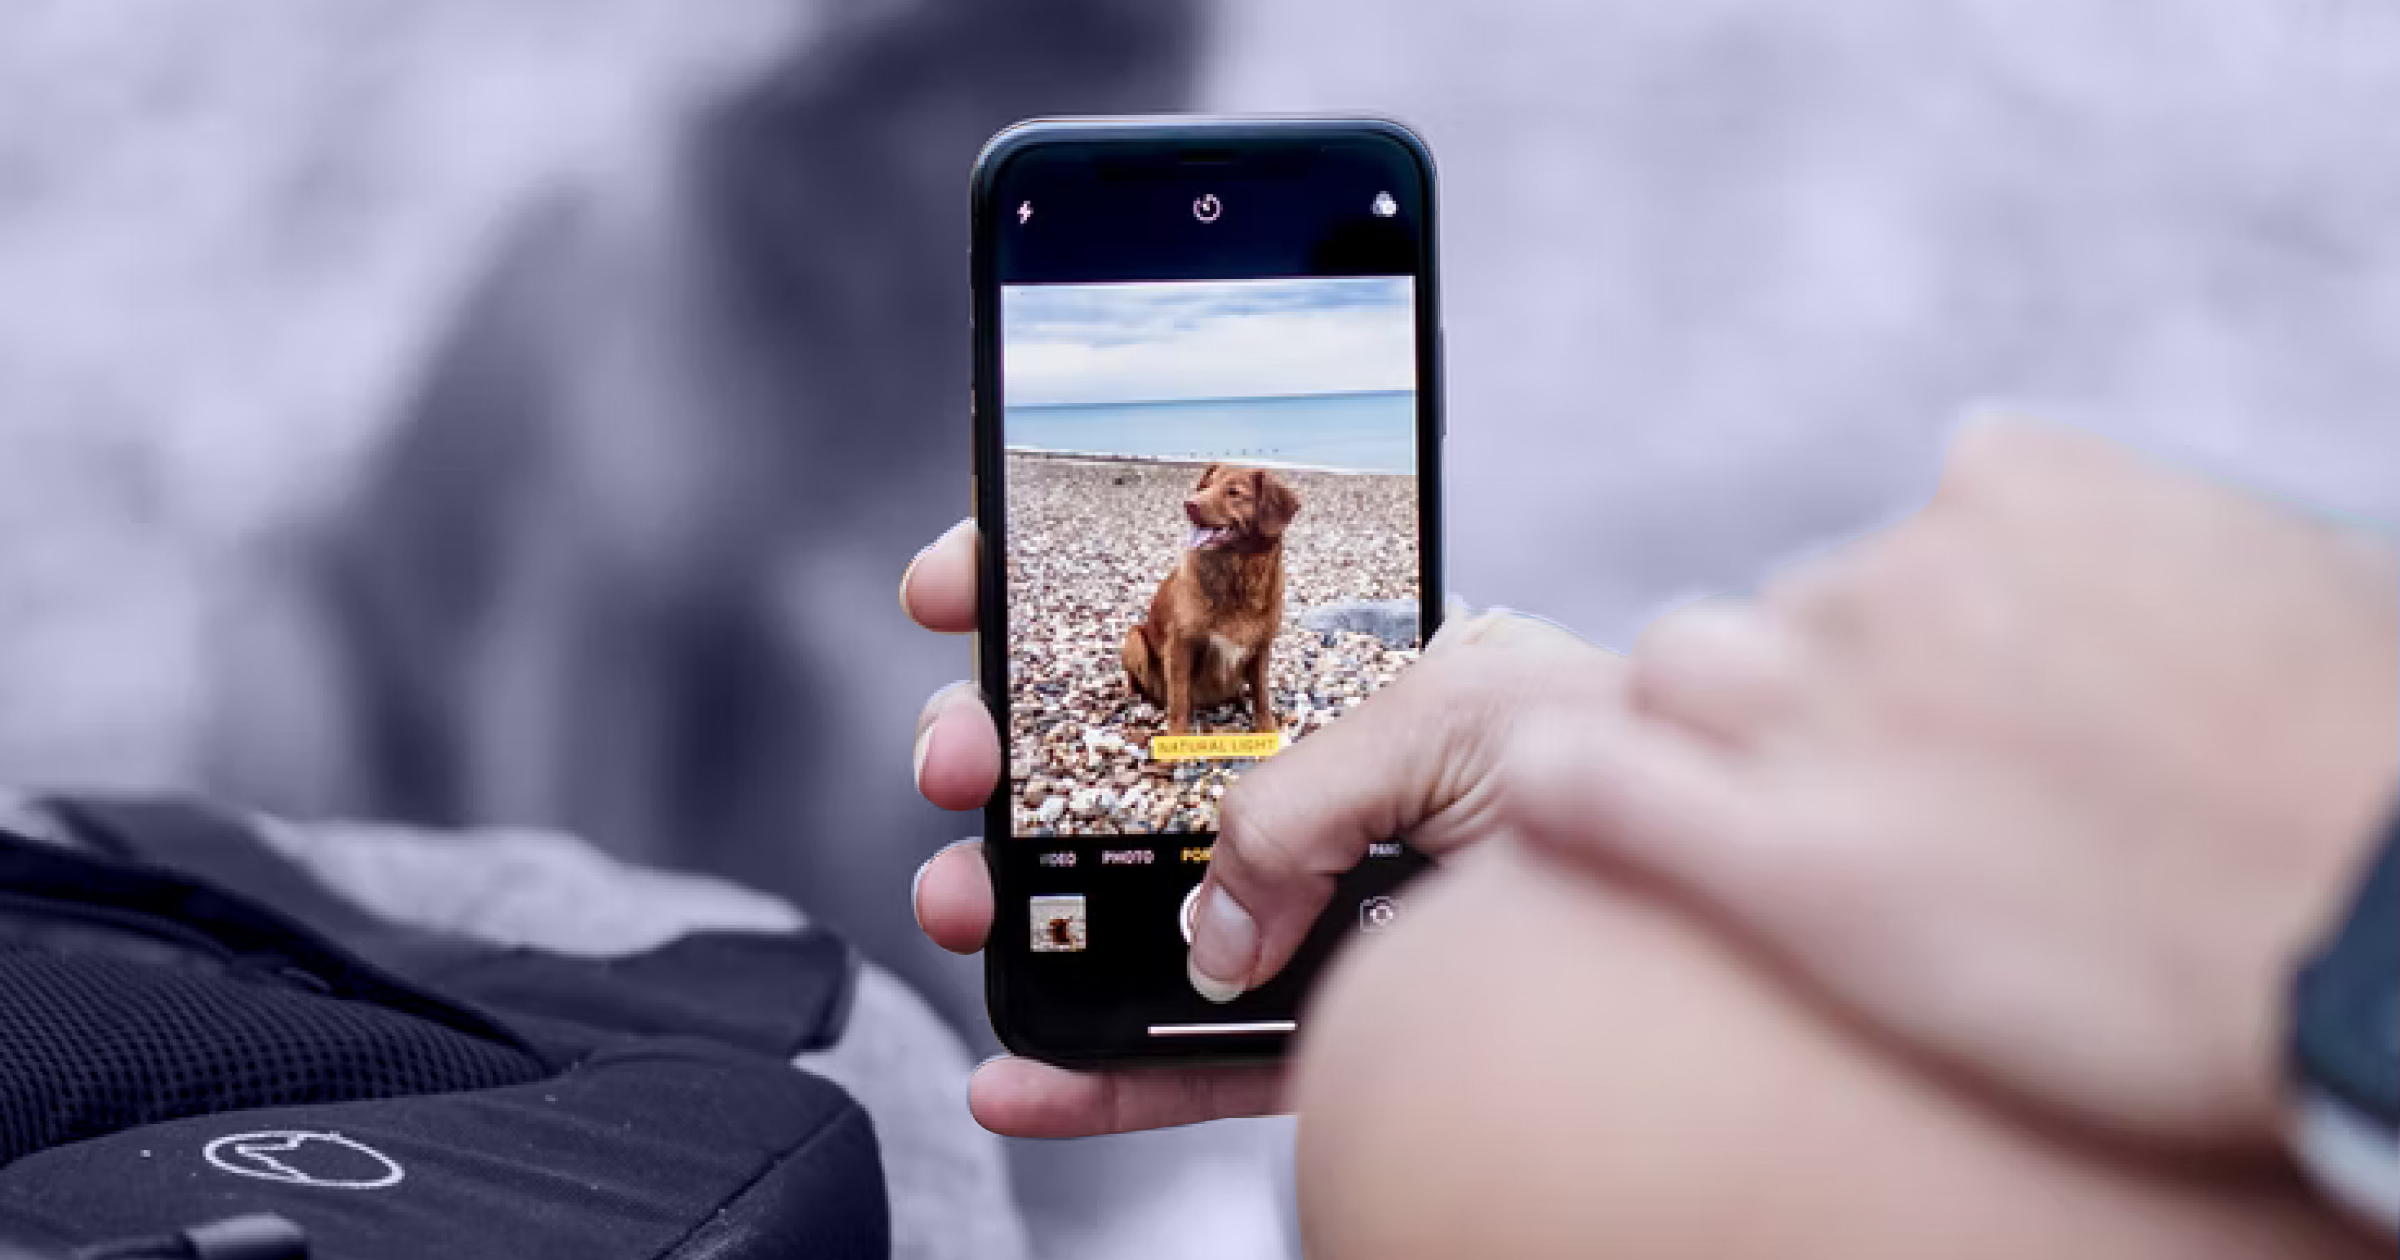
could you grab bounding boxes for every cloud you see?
[1004,277,1415,405]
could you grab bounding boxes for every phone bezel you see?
[969,116,1443,1065]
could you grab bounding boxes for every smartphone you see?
[971,117,1441,1064]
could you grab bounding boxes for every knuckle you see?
[1630,599,1791,727]
[1937,412,2030,502]
[1437,608,1582,662]
[1938,412,2102,509]
[1761,547,1854,626]
[1485,708,1616,843]
[1630,597,1721,673]
[1766,525,1949,642]
[1624,648,1687,720]
[1440,614,1616,698]
[1491,697,1600,789]
[1387,636,1504,716]
[1433,608,1532,652]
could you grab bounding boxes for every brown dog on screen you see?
[1121,464,1302,735]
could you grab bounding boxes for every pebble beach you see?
[1006,451,1420,837]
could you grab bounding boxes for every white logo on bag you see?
[203,1131,405,1189]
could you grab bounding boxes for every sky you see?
[1003,276,1415,406]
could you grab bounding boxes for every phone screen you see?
[974,122,1438,1062]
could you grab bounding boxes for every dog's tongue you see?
[1186,525,1225,550]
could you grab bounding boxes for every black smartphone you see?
[971,117,1441,1064]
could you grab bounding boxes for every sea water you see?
[1005,391,1416,475]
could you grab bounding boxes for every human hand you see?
[901,517,1621,1132]
[901,519,1283,1136]
[1179,608,1623,1001]
[1549,419,2398,1149]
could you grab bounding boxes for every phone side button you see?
[1435,329,1446,436]
[968,470,980,689]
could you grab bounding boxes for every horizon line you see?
[1009,387,1414,410]
[1003,445,1410,476]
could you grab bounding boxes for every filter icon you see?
[1371,191,1398,218]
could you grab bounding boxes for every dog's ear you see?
[1252,469,1301,538]
[1195,464,1222,490]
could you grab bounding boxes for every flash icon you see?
[1017,201,1034,225]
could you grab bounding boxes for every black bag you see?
[0,798,887,1258]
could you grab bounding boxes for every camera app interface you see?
[1001,276,1422,844]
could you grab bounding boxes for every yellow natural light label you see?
[1149,732,1285,762]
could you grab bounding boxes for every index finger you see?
[1187,612,1621,1001]
[901,518,977,633]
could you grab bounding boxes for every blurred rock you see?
[1299,598,1419,648]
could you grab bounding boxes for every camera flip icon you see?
[1358,895,1400,934]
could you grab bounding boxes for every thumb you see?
[1187,611,1618,1001]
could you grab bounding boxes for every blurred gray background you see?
[2,1,2395,1256]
